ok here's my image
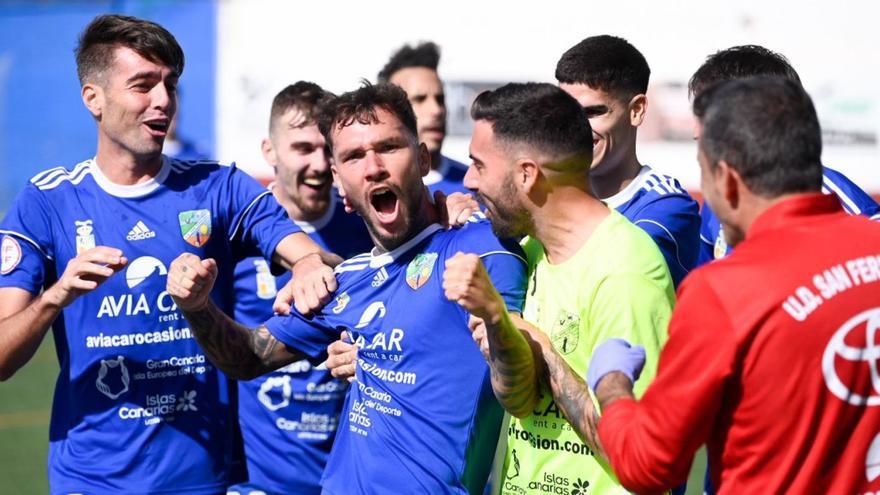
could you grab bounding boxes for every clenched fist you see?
[442,252,504,323]
[167,253,218,312]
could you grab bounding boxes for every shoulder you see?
[821,165,879,217]
[27,159,94,193]
[632,170,699,213]
[443,215,526,261]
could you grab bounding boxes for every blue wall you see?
[0,0,216,212]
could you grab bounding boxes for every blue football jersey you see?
[0,157,300,495]
[603,165,701,287]
[425,154,470,196]
[232,191,372,495]
[264,219,527,495]
[698,165,880,264]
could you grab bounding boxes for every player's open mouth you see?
[143,119,169,137]
[370,187,399,224]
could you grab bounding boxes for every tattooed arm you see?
[167,253,304,381]
[180,302,304,380]
[444,253,539,417]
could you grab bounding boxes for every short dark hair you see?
[75,14,185,85]
[471,82,593,163]
[319,82,418,151]
[693,76,822,197]
[555,35,650,99]
[377,42,440,82]
[689,45,801,98]
[269,81,335,134]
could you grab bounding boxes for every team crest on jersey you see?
[0,236,22,275]
[332,291,350,314]
[551,310,580,355]
[253,259,277,299]
[406,253,438,290]
[178,209,212,247]
[96,355,130,400]
[713,229,728,260]
[75,219,96,254]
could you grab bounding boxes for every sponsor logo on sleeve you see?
[75,219,95,254]
[406,252,437,290]
[178,209,211,247]
[1,236,22,274]
[253,259,277,299]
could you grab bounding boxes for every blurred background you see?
[0,0,877,492]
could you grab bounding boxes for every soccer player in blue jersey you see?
[378,42,470,195]
[556,36,701,287]
[0,15,338,495]
[167,82,528,495]
[229,82,372,495]
[690,45,880,264]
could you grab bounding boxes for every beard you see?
[478,174,530,239]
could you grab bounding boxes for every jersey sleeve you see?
[630,195,701,287]
[697,202,719,266]
[597,272,736,493]
[480,237,527,313]
[263,310,340,364]
[0,184,55,294]
[452,218,528,313]
[821,166,880,220]
[222,164,302,262]
[586,273,672,390]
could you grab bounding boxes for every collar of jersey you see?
[89,155,171,198]
[602,164,652,209]
[266,182,338,234]
[423,154,455,186]
[368,223,443,268]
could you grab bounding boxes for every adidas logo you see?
[371,267,388,287]
[126,221,156,241]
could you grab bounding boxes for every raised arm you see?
[442,253,538,417]
[167,253,304,380]
[0,246,126,380]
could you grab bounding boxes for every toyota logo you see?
[822,308,880,406]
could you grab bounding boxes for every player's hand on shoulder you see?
[325,330,358,383]
[44,246,127,308]
[167,253,218,312]
[434,190,479,229]
[443,252,504,322]
[287,253,338,315]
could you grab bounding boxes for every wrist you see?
[41,285,69,310]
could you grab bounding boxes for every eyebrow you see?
[125,71,161,84]
[582,104,609,112]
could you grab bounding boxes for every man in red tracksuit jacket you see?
[586,76,880,494]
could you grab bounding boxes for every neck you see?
[591,152,642,200]
[271,186,329,223]
[530,185,609,264]
[95,141,163,185]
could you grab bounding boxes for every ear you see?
[628,94,648,127]
[515,158,540,195]
[716,160,741,210]
[261,138,277,169]
[417,142,431,177]
[82,83,103,119]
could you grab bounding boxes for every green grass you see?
[0,333,57,494]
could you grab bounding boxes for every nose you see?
[363,151,388,181]
[463,163,479,192]
[427,96,445,120]
[152,82,174,114]
[310,147,331,174]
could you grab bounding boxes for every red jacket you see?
[600,193,880,494]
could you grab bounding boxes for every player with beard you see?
[229,82,372,495]
[378,41,469,195]
[443,82,674,494]
[167,82,528,494]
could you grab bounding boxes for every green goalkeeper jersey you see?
[498,210,674,495]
